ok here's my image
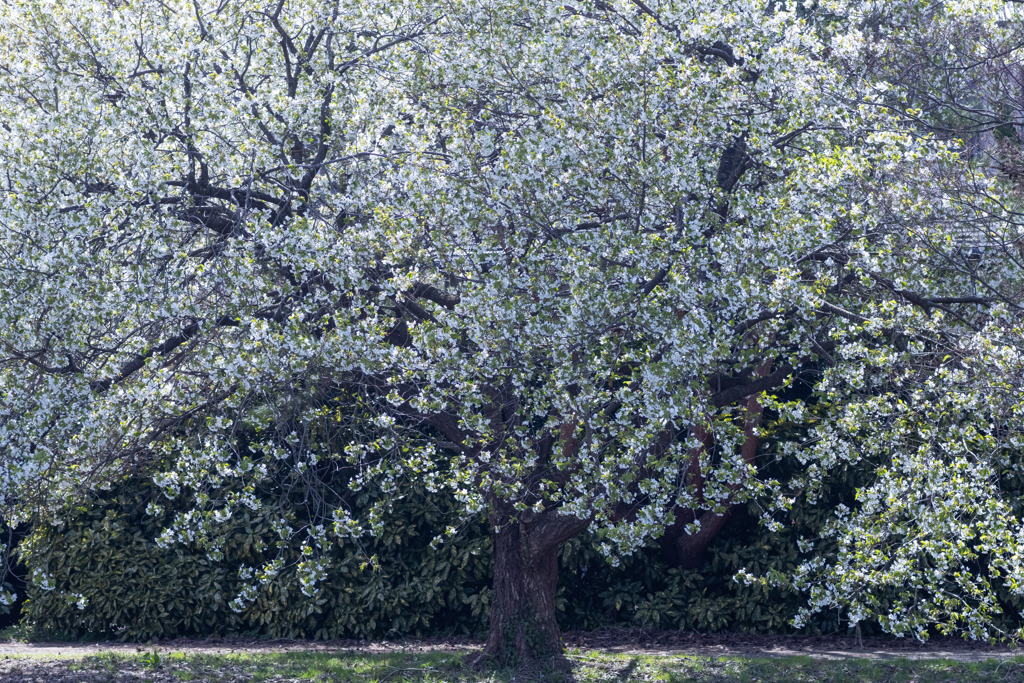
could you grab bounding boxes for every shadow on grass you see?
[0,648,1020,682]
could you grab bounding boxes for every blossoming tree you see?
[1,0,1023,662]
[771,0,1024,640]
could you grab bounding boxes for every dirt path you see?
[0,630,1018,662]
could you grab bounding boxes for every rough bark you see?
[673,506,734,569]
[484,508,589,665]
[670,360,772,568]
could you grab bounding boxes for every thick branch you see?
[90,320,202,392]
[524,510,592,561]
[708,363,793,407]
[409,282,460,309]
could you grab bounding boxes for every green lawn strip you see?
[650,654,1024,683]
[8,649,1020,683]
[73,650,473,682]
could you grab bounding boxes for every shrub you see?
[19,478,492,641]
[19,456,864,640]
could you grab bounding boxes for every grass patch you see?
[0,649,1021,682]
[0,623,34,643]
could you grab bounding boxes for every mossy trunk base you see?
[484,522,562,665]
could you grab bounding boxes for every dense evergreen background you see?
[9,387,1024,643]
[1,430,871,641]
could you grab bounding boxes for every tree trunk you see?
[670,360,772,568]
[673,507,737,568]
[484,509,589,665]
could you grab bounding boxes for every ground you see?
[0,631,1020,682]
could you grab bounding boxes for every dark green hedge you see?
[18,452,864,641]
[19,391,1024,641]
[19,478,493,641]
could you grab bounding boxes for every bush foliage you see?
[18,441,867,641]
[19,478,493,641]
[28,406,1019,641]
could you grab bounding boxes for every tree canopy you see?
[1,0,1023,661]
